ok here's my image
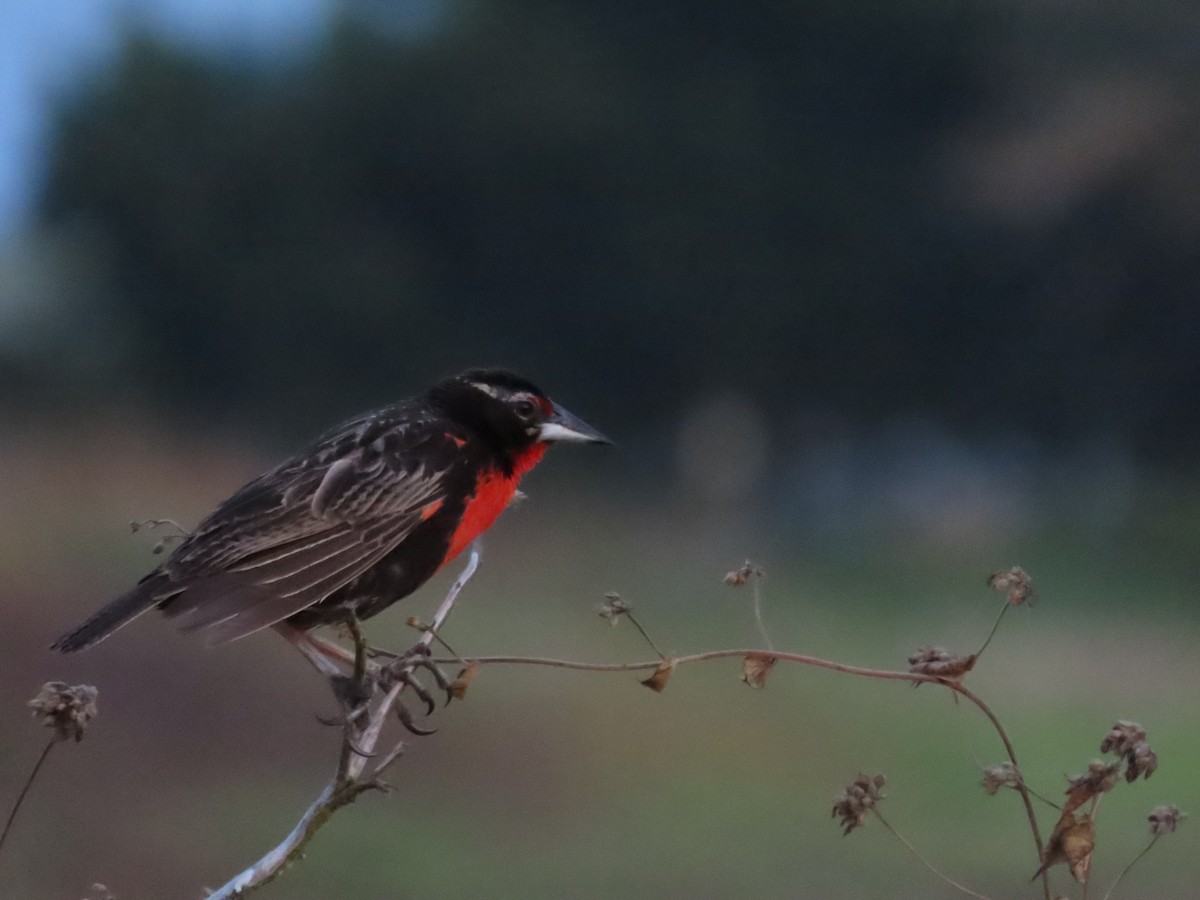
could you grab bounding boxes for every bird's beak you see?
[538,403,612,444]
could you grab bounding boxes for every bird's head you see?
[431,369,611,458]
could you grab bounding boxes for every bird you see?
[52,369,609,674]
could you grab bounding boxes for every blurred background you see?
[2,0,1199,897]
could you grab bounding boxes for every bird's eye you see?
[513,398,537,419]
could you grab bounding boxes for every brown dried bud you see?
[740,654,776,689]
[907,645,976,682]
[640,660,675,693]
[1148,804,1183,835]
[598,592,631,626]
[981,762,1022,796]
[1033,811,1095,883]
[28,682,98,742]
[988,566,1036,605]
[724,560,763,587]
[448,662,481,700]
[1064,760,1121,813]
[832,773,886,836]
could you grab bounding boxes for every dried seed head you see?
[1101,720,1147,757]
[740,654,776,689]
[907,645,976,682]
[28,682,98,742]
[1148,804,1183,835]
[981,762,1022,796]
[988,567,1035,605]
[1100,721,1158,782]
[1064,760,1121,813]
[832,773,886,835]
[1125,742,1159,782]
[724,560,763,587]
[598,592,631,626]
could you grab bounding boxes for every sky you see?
[0,0,334,240]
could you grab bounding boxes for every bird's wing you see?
[159,413,450,643]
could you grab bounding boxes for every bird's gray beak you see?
[538,403,612,444]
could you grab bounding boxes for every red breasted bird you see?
[52,370,609,664]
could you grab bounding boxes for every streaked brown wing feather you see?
[160,429,448,643]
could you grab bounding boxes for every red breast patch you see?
[442,443,548,565]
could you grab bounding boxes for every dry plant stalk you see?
[19,557,1180,900]
[206,544,481,898]
[0,683,99,868]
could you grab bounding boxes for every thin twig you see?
[872,808,991,900]
[625,613,668,660]
[0,739,55,865]
[1025,785,1062,811]
[421,542,480,649]
[974,602,1011,660]
[1100,835,1159,900]
[206,545,482,899]
[751,575,774,651]
[434,647,1048,898]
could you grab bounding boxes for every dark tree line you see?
[28,0,1200,461]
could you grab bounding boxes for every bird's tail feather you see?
[51,574,173,652]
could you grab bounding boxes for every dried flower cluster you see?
[832,773,886,835]
[28,682,98,742]
[1148,804,1183,836]
[723,560,763,587]
[907,645,976,681]
[988,567,1035,605]
[980,762,1022,796]
[597,592,631,625]
[1100,720,1158,782]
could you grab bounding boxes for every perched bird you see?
[53,369,609,671]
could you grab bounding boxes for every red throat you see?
[442,443,548,565]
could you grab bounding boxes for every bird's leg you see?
[328,612,377,722]
[275,620,378,728]
[275,623,356,677]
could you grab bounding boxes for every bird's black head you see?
[429,369,610,460]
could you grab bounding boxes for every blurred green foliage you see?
[24,0,1200,460]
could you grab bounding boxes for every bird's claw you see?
[380,643,454,710]
[395,700,438,736]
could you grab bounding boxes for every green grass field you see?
[2,432,1197,899]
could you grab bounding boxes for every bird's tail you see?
[51,573,172,652]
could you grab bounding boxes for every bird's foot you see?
[378,642,453,735]
[316,669,379,732]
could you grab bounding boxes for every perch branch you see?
[206,542,481,898]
